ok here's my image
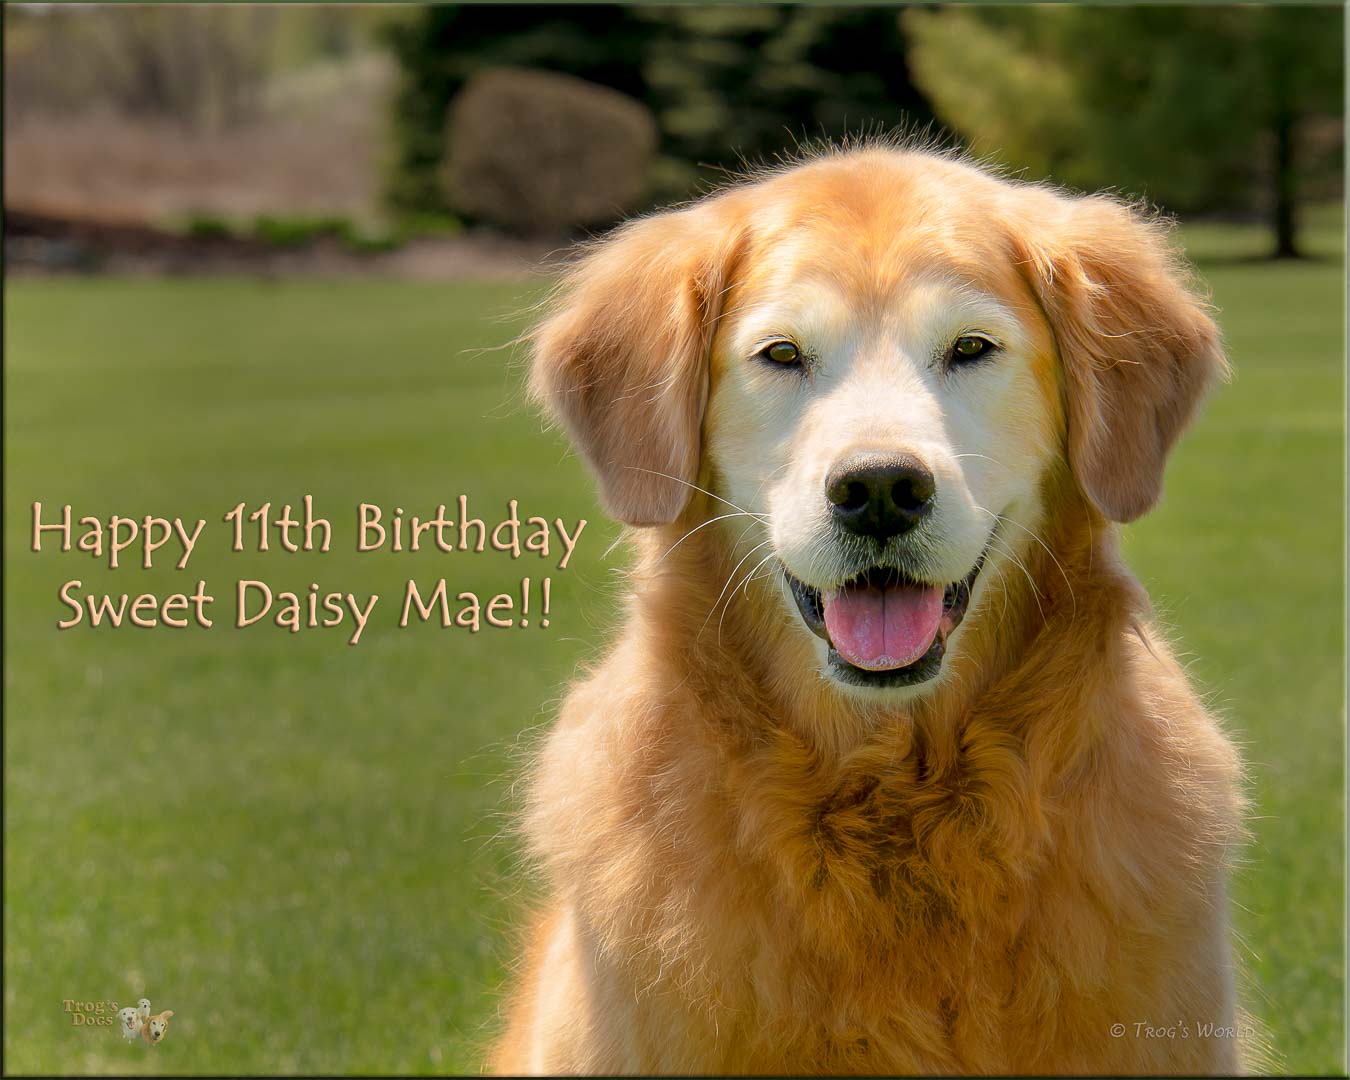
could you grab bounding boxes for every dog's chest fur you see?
[704,726,1064,1071]
[544,711,1141,1073]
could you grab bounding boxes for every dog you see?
[117,1006,141,1042]
[141,1010,173,1045]
[492,143,1245,1075]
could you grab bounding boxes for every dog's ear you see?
[530,206,743,525]
[1018,196,1228,522]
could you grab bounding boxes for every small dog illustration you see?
[137,998,151,1025]
[116,1007,141,1042]
[141,1010,173,1045]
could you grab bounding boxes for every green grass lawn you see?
[4,215,1344,1074]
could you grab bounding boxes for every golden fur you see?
[493,146,1245,1075]
[141,1009,173,1044]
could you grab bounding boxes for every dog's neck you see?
[625,476,1144,772]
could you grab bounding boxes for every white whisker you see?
[986,536,1046,624]
[951,452,1012,471]
[973,505,1077,620]
[718,550,782,645]
[624,467,765,518]
[698,538,776,640]
[655,512,767,567]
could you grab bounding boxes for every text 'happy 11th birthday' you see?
[29,498,589,645]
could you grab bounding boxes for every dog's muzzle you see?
[783,545,987,689]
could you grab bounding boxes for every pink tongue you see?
[823,582,943,671]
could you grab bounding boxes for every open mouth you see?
[785,555,985,689]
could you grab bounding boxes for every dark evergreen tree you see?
[382,5,938,214]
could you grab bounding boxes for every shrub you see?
[442,67,657,236]
[341,227,401,255]
[380,8,938,216]
[391,210,463,240]
[247,214,409,255]
[182,213,238,241]
[379,7,655,214]
[251,214,349,248]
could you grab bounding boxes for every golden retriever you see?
[492,144,1245,1075]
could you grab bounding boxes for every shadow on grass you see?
[1191,250,1344,269]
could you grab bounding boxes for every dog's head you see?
[532,148,1224,698]
[117,1006,140,1032]
[146,1011,173,1042]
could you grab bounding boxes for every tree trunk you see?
[1270,82,1300,258]
[1272,111,1301,258]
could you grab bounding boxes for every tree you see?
[382,5,938,216]
[1257,6,1345,257]
[637,6,938,195]
[905,6,1343,257]
[381,6,656,213]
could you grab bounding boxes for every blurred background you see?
[4,4,1345,1076]
[4,4,1344,265]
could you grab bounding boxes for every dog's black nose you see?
[826,453,935,540]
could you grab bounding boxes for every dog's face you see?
[118,1006,140,1033]
[705,197,1063,691]
[137,998,151,1016]
[146,1011,172,1042]
[533,149,1224,699]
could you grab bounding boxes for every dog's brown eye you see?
[950,335,996,364]
[760,341,801,366]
